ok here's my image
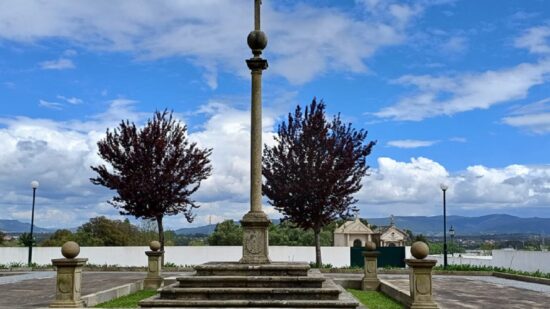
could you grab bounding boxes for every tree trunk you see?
[156,216,165,266]
[314,229,322,268]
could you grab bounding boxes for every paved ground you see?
[381,274,550,309]
[326,273,550,308]
[0,271,146,308]
[1,271,550,308]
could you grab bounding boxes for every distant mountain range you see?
[4,214,550,236]
[176,214,550,236]
[0,219,54,233]
[175,223,217,235]
[174,219,282,235]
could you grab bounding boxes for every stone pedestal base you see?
[405,259,438,309]
[362,251,380,290]
[239,211,270,264]
[144,251,164,289]
[50,258,87,308]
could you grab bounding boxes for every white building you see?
[333,218,374,247]
[333,215,408,247]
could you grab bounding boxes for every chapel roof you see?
[334,218,374,234]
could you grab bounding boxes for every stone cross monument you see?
[240,0,271,264]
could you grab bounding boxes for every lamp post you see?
[449,225,455,257]
[440,183,448,269]
[29,180,39,267]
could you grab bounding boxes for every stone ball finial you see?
[149,240,161,251]
[411,241,429,259]
[365,240,377,251]
[247,30,268,55]
[61,241,80,259]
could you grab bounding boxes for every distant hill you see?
[176,215,550,236]
[5,215,549,236]
[175,224,217,235]
[175,219,281,235]
[368,214,550,236]
[0,219,54,233]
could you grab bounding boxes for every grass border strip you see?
[493,272,550,286]
[379,279,411,307]
[83,279,144,307]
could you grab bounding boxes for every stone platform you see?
[139,262,358,308]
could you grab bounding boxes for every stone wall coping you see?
[51,258,88,267]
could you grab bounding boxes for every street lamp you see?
[28,180,39,267]
[440,183,448,269]
[449,225,455,257]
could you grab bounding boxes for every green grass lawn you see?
[347,289,403,309]
[94,289,157,308]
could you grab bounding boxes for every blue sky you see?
[1,0,549,229]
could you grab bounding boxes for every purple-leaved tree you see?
[263,99,375,267]
[91,110,212,254]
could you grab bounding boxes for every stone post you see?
[405,241,439,309]
[240,0,271,265]
[50,241,87,308]
[362,241,380,290]
[144,241,164,289]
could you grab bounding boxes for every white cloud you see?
[57,95,83,105]
[502,98,550,134]
[515,25,550,54]
[355,0,424,26]
[38,99,63,110]
[375,60,550,121]
[359,157,449,205]
[503,113,550,134]
[39,58,75,70]
[0,100,145,229]
[0,1,432,87]
[387,139,438,148]
[189,101,278,206]
[63,49,77,57]
[440,36,468,54]
[357,157,550,217]
[449,137,467,143]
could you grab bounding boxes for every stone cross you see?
[240,0,270,264]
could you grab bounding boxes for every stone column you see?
[240,0,270,265]
[405,241,439,309]
[50,241,87,308]
[144,241,164,289]
[362,241,380,290]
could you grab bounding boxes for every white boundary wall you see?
[430,255,493,268]
[492,250,550,273]
[430,250,550,273]
[0,246,351,267]
[4,247,549,272]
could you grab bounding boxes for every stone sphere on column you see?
[365,240,377,251]
[410,241,429,259]
[61,241,80,259]
[247,30,268,53]
[149,240,161,251]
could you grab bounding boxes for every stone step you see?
[159,286,341,301]
[194,262,310,277]
[177,275,325,288]
[139,297,359,308]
